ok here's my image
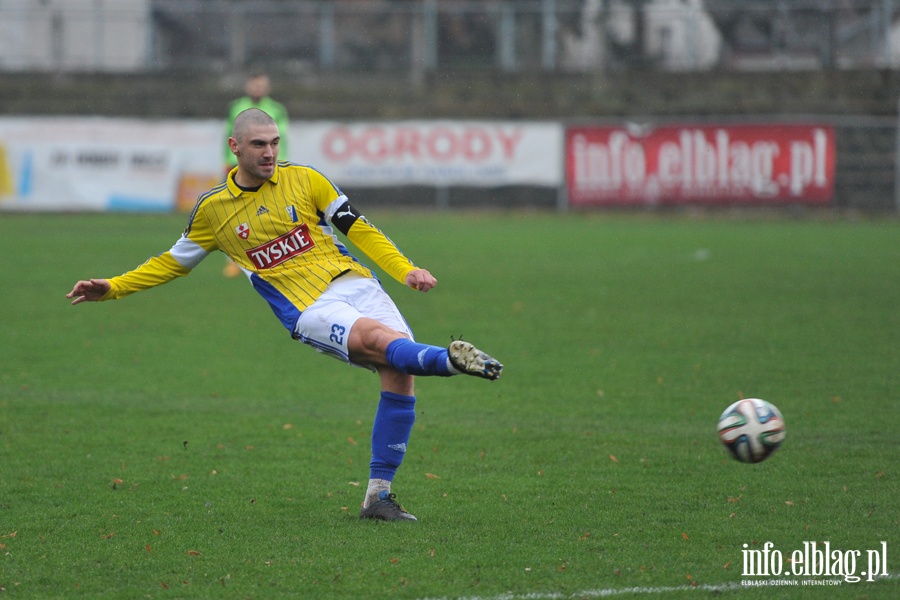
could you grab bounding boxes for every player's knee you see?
[378,368,414,396]
[364,320,406,352]
[349,318,406,364]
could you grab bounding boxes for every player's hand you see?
[405,269,437,292]
[67,279,111,305]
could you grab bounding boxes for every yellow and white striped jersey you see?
[102,162,418,332]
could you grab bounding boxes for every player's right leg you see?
[294,304,420,521]
[358,366,418,522]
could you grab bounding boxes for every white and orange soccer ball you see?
[717,398,786,463]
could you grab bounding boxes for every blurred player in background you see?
[225,73,289,170]
[67,108,503,523]
[223,73,290,277]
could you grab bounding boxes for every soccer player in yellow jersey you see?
[67,108,503,522]
[221,73,290,278]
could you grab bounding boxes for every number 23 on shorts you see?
[329,323,346,345]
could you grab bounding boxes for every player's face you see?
[245,76,270,102]
[231,123,280,186]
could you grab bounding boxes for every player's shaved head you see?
[232,108,277,141]
[228,107,280,187]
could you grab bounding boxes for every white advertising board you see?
[0,118,563,211]
[0,117,223,211]
[292,121,562,187]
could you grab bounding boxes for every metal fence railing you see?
[0,0,897,74]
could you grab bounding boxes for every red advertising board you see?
[566,124,835,206]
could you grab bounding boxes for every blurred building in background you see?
[1,1,897,213]
[0,0,896,74]
[0,0,150,71]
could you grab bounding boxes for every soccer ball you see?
[717,398,786,463]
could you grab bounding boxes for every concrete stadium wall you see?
[1,70,897,211]
[1,70,899,119]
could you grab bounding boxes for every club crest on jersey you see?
[286,205,298,222]
[245,224,316,269]
[235,223,250,239]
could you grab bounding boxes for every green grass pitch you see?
[0,211,897,599]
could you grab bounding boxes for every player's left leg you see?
[347,315,504,381]
[347,318,455,376]
[320,274,503,380]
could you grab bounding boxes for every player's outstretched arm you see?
[405,269,437,293]
[67,279,111,305]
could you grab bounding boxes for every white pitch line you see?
[417,574,900,600]
[417,582,743,600]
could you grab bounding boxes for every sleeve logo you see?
[245,224,316,269]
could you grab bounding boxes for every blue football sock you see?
[385,338,454,376]
[370,391,416,481]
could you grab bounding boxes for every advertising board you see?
[566,124,835,206]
